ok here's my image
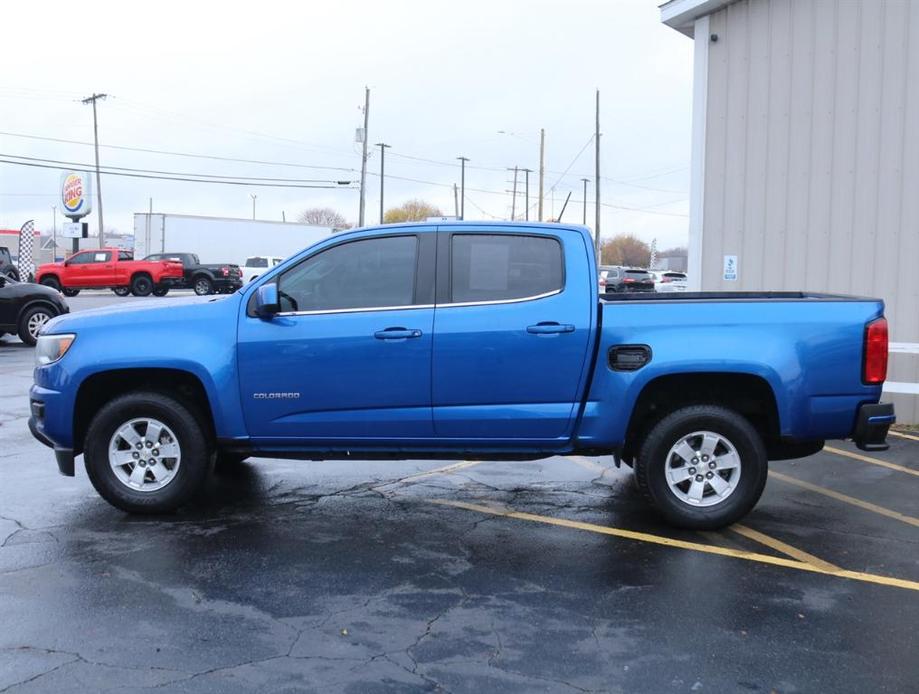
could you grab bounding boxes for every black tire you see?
[113,287,131,297]
[18,305,56,346]
[131,273,153,297]
[84,392,211,514]
[152,286,169,297]
[193,276,213,296]
[634,405,768,530]
[40,276,61,291]
[62,288,80,297]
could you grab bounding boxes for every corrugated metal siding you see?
[701,0,919,422]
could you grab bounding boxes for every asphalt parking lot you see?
[1,293,917,693]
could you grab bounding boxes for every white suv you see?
[242,256,284,284]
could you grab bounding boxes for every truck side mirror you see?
[255,283,280,318]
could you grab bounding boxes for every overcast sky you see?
[1,0,693,249]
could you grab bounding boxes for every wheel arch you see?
[622,372,781,464]
[73,368,216,455]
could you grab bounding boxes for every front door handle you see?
[374,327,422,340]
[527,322,575,335]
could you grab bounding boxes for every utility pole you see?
[538,128,545,221]
[375,142,391,224]
[81,93,107,247]
[453,184,459,218]
[522,169,532,220]
[594,90,601,254]
[508,166,519,220]
[358,87,370,227]
[456,156,469,220]
[581,178,589,225]
[250,194,257,220]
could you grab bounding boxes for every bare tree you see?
[600,233,652,267]
[298,207,351,229]
[383,199,443,224]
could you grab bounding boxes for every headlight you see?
[35,334,76,366]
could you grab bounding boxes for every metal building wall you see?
[700,0,919,422]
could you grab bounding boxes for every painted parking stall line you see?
[824,445,919,478]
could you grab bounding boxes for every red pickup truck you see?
[35,249,184,297]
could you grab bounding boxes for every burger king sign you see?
[60,171,93,218]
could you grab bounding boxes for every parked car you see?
[0,246,19,281]
[241,256,284,284]
[144,252,243,296]
[651,270,688,292]
[29,222,893,529]
[599,265,655,293]
[35,249,184,297]
[0,275,68,346]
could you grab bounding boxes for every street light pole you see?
[581,178,589,225]
[51,205,57,261]
[456,156,469,220]
[376,142,391,224]
[250,194,257,220]
[358,87,370,227]
[81,93,107,247]
[508,166,519,220]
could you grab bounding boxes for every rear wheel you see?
[152,286,169,297]
[193,276,213,295]
[18,305,56,346]
[131,274,153,297]
[112,287,131,297]
[84,392,211,513]
[40,276,61,291]
[634,405,767,530]
[62,288,80,297]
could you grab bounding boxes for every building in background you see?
[661,0,919,422]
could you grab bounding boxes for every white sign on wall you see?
[723,255,738,281]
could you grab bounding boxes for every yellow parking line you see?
[384,460,484,487]
[770,471,919,528]
[429,499,919,592]
[889,430,919,442]
[729,524,840,572]
[824,445,919,478]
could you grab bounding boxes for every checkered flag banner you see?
[17,220,35,282]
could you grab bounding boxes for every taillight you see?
[221,266,229,276]
[863,317,888,384]
[623,278,634,283]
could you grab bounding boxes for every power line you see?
[0,157,349,189]
[0,153,349,184]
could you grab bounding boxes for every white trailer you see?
[132,213,333,265]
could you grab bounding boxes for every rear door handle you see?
[527,322,575,335]
[374,327,422,340]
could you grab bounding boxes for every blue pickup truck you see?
[28,222,894,528]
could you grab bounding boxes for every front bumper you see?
[852,402,895,452]
[29,413,75,476]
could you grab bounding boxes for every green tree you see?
[383,199,443,224]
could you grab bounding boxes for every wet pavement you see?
[1,294,918,693]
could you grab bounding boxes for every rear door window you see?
[450,234,563,303]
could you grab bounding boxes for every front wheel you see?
[18,305,56,346]
[112,287,131,297]
[84,392,211,513]
[634,405,767,530]
[62,288,80,297]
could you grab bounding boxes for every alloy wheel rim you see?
[195,280,209,294]
[27,312,50,339]
[664,430,742,507]
[108,418,182,492]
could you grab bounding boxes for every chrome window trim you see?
[273,288,561,317]
[437,288,562,309]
